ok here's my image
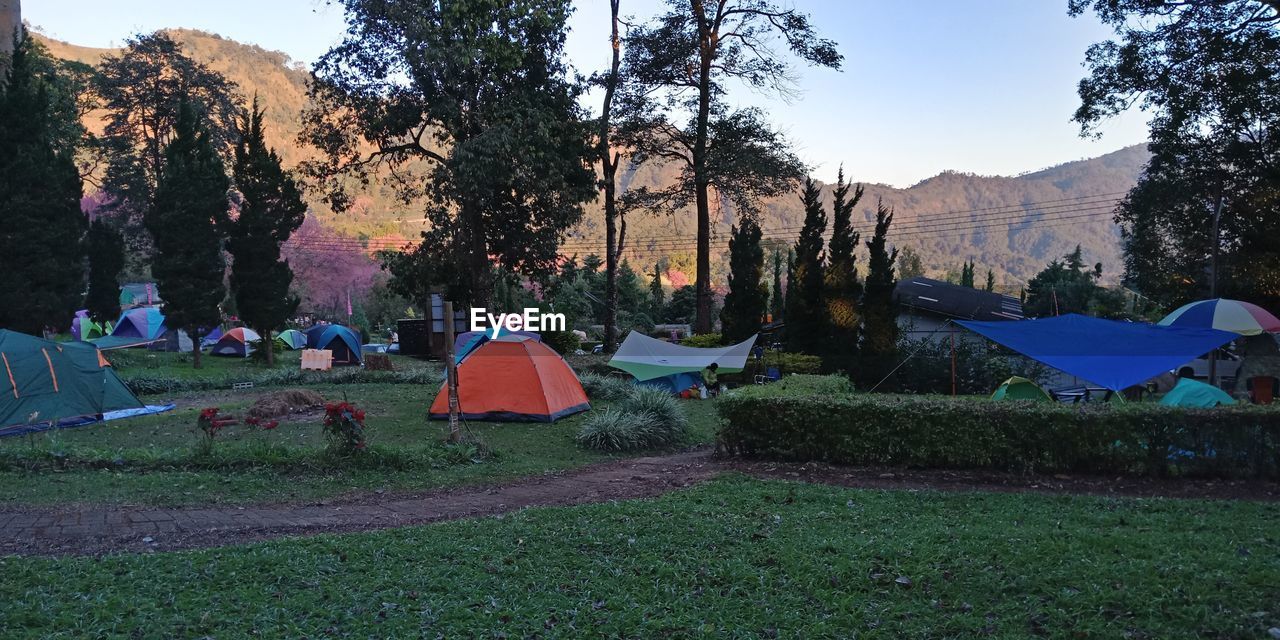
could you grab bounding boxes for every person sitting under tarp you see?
[702,363,720,397]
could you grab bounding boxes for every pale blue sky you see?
[24,0,1149,187]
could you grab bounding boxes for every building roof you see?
[893,277,1023,321]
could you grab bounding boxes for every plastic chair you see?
[754,367,782,385]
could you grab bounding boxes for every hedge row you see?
[717,394,1280,478]
[121,366,444,395]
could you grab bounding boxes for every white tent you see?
[608,332,757,381]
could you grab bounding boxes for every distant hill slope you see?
[37,29,1147,285]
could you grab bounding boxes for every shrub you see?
[119,365,444,396]
[717,393,1280,478]
[576,408,659,451]
[323,401,369,455]
[577,372,634,401]
[680,333,724,348]
[617,386,688,445]
[542,329,581,355]
[733,374,853,399]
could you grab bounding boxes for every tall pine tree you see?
[856,200,898,388]
[823,168,864,372]
[720,216,767,345]
[0,31,87,335]
[146,99,229,368]
[785,178,827,355]
[85,219,125,324]
[228,98,307,366]
[769,248,784,322]
[649,263,665,321]
[984,269,995,292]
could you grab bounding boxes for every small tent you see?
[200,326,225,348]
[111,307,166,341]
[210,328,261,357]
[991,376,1051,401]
[305,324,363,365]
[0,330,144,430]
[1160,377,1236,408]
[429,336,589,422]
[275,329,307,350]
[70,312,104,342]
[609,332,757,393]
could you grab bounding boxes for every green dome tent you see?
[1160,377,1235,408]
[0,330,143,429]
[991,376,1051,401]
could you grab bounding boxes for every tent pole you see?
[443,301,461,443]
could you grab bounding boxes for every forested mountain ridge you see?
[36,28,1148,285]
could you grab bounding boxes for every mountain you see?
[36,28,1148,290]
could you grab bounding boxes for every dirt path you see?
[2,450,1276,557]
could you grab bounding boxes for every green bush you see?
[619,386,689,442]
[119,366,444,396]
[577,372,634,401]
[541,329,581,355]
[680,333,724,348]
[576,408,659,451]
[718,393,1280,478]
[731,374,853,398]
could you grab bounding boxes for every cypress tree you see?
[146,99,230,369]
[720,216,767,345]
[0,32,87,335]
[785,177,827,355]
[85,219,125,324]
[855,199,899,388]
[649,262,665,322]
[984,269,995,292]
[228,98,306,366]
[823,167,864,372]
[769,248,784,321]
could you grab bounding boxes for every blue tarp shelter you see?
[958,314,1238,392]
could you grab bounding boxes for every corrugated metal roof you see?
[893,277,1023,321]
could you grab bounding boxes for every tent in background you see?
[991,376,1051,401]
[429,336,588,422]
[200,326,225,348]
[70,311,104,342]
[111,307,166,341]
[0,330,144,429]
[1160,377,1236,408]
[210,328,261,357]
[275,329,307,350]
[119,282,161,308]
[305,325,363,365]
[958,314,1237,392]
[609,332,757,393]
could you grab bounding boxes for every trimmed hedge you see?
[717,393,1280,478]
[121,366,444,395]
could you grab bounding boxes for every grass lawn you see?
[2,476,1276,638]
[0,375,721,507]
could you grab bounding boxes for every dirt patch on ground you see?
[246,390,326,419]
[2,449,1276,557]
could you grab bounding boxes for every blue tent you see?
[304,325,363,365]
[636,371,702,394]
[958,314,1238,392]
[110,307,166,341]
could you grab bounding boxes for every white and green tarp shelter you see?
[608,332,757,393]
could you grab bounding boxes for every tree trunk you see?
[191,327,202,369]
[464,201,492,309]
[601,0,622,352]
[691,0,714,334]
[262,325,274,367]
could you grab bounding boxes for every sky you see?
[23,0,1150,188]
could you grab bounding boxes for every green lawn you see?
[3,477,1276,638]
[0,378,721,507]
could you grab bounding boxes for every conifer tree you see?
[985,269,995,292]
[720,216,767,345]
[769,248,784,321]
[785,178,828,355]
[85,219,125,324]
[228,98,307,366]
[823,167,864,372]
[0,31,87,335]
[146,99,229,368]
[649,263,665,321]
[856,200,898,388]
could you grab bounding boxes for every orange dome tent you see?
[429,336,589,422]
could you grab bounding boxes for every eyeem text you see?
[470,308,566,339]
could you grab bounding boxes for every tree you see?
[960,259,975,288]
[1024,245,1105,317]
[785,178,827,355]
[227,98,306,367]
[85,218,125,323]
[856,200,898,388]
[984,269,996,292]
[621,0,841,334]
[0,31,87,335]
[96,32,242,272]
[595,0,626,353]
[146,99,229,368]
[665,284,698,324]
[302,0,597,310]
[823,168,864,372]
[649,262,665,321]
[897,246,925,279]
[769,247,784,321]
[720,216,767,344]
[1071,1,1280,309]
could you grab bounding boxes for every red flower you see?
[245,417,260,426]
[354,410,366,422]
[200,407,220,419]
[262,420,279,430]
